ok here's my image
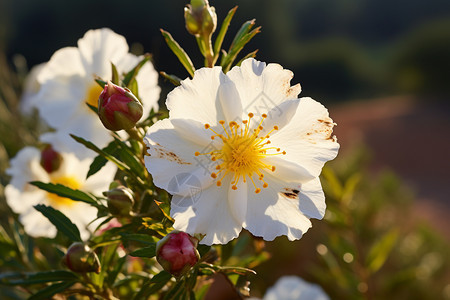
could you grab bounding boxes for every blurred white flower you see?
[263,276,329,300]
[20,63,46,115]
[5,146,117,239]
[33,28,160,158]
[144,58,339,245]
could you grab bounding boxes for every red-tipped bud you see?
[98,81,143,131]
[40,145,63,173]
[62,242,101,273]
[156,231,200,277]
[103,186,135,217]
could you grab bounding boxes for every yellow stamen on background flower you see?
[196,113,286,193]
[47,176,81,207]
[85,84,103,109]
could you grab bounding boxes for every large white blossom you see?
[144,58,339,245]
[5,146,117,239]
[263,276,329,300]
[33,28,160,158]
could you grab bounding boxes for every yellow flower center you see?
[47,176,81,208]
[195,113,286,193]
[85,83,103,109]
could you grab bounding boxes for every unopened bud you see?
[184,0,217,37]
[98,81,143,131]
[104,186,135,217]
[156,231,200,277]
[40,145,63,173]
[62,242,101,273]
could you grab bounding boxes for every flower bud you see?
[156,231,200,277]
[40,145,63,173]
[98,81,143,131]
[184,0,217,38]
[103,186,135,217]
[62,242,101,273]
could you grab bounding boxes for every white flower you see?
[20,63,46,115]
[263,276,329,300]
[33,28,160,158]
[5,146,117,239]
[144,58,339,245]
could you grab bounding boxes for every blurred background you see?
[1,0,449,298]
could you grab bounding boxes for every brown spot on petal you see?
[303,116,337,143]
[280,187,300,199]
[151,144,191,165]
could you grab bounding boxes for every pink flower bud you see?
[40,145,63,173]
[98,81,143,131]
[62,242,101,273]
[156,231,200,277]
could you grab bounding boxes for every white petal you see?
[218,80,243,123]
[37,47,85,82]
[77,28,129,76]
[264,276,330,300]
[264,156,315,183]
[6,147,49,190]
[227,58,301,118]
[144,119,215,194]
[243,174,312,241]
[227,180,248,225]
[34,75,87,129]
[270,97,339,178]
[134,58,160,115]
[298,177,326,220]
[167,66,226,124]
[5,186,45,214]
[20,207,57,238]
[171,177,241,245]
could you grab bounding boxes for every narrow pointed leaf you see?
[213,6,238,63]
[28,281,76,300]
[34,204,81,242]
[129,244,156,258]
[122,54,151,88]
[160,72,181,86]
[160,29,195,77]
[29,181,97,205]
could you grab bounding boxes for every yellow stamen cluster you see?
[85,84,103,109]
[195,113,286,193]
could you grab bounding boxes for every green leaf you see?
[28,281,76,300]
[34,204,82,242]
[86,141,120,179]
[29,181,98,205]
[3,271,79,285]
[95,78,107,88]
[160,71,181,86]
[111,62,120,85]
[120,233,158,245]
[235,49,259,66]
[133,271,172,300]
[160,29,195,77]
[70,134,130,172]
[86,103,99,114]
[366,229,399,273]
[122,54,151,88]
[213,6,237,64]
[222,24,261,72]
[129,244,156,258]
[229,19,256,51]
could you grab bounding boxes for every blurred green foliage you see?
[251,147,450,299]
